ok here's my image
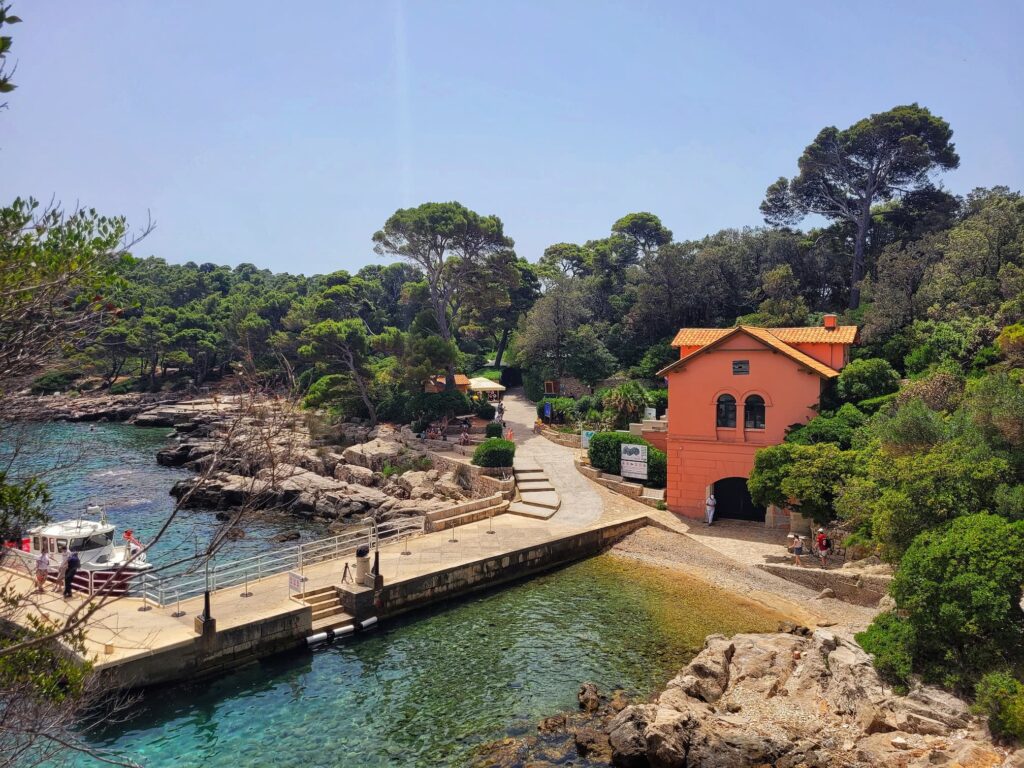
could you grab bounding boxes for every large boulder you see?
[606,631,995,768]
[341,438,405,471]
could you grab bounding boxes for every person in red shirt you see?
[815,528,831,568]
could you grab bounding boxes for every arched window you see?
[744,395,766,430]
[716,394,736,428]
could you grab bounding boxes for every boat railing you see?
[133,516,425,607]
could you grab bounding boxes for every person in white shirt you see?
[35,550,50,591]
[704,493,717,525]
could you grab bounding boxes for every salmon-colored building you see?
[655,316,857,526]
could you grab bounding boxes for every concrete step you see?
[641,488,666,501]
[507,501,558,520]
[513,460,541,471]
[516,479,554,491]
[305,591,340,607]
[428,503,507,531]
[312,603,345,622]
[299,585,335,602]
[514,466,544,475]
[517,489,560,510]
[310,612,355,634]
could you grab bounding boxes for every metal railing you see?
[133,516,425,607]
[1,517,425,607]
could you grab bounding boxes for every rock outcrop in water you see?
[157,401,476,525]
[608,629,1015,768]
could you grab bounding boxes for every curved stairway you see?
[507,459,561,519]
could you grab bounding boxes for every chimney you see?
[823,313,838,330]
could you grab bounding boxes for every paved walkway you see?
[501,388,605,526]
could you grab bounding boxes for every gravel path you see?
[609,526,878,632]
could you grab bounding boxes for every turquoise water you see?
[1,422,327,562]
[7,423,781,767]
[76,556,779,768]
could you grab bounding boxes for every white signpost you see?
[581,429,596,449]
[620,443,648,481]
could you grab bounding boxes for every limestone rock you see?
[342,438,405,471]
[578,682,601,713]
[334,463,377,486]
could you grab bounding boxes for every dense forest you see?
[9,83,1024,735]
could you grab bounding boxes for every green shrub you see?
[536,396,576,422]
[475,400,496,420]
[837,357,900,403]
[302,374,349,409]
[108,377,141,395]
[974,672,1024,741]
[785,403,866,449]
[856,397,897,415]
[601,381,648,428]
[587,432,666,487]
[30,371,81,394]
[522,371,544,402]
[472,438,515,468]
[647,388,669,416]
[856,611,916,692]
[485,422,504,439]
[868,513,1024,691]
[407,390,473,422]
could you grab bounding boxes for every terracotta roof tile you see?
[658,326,841,379]
[671,325,857,347]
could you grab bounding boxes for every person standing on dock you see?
[53,546,69,593]
[35,550,50,591]
[63,550,80,598]
[704,493,716,526]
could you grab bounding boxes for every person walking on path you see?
[63,550,80,598]
[788,534,804,567]
[35,550,50,591]
[704,493,717,525]
[815,527,832,568]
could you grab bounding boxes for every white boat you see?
[3,505,152,595]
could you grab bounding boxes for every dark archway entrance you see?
[713,477,765,522]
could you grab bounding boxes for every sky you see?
[1,1,1021,276]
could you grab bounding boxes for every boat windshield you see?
[70,532,114,552]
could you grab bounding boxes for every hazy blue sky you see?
[1,1,1021,275]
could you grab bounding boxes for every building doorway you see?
[712,477,765,522]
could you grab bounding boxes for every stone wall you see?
[374,518,650,619]
[101,603,311,689]
[574,459,663,509]
[756,563,891,607]
[540,427,582,448]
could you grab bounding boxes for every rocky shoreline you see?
[475,626,1019,768]
[5,390,493,529]
[1,389,186,423]
[140,398,489,529]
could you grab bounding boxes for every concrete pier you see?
[2,510,652,689]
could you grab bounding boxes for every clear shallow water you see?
[6,423,782,767]
[77,556,780,768]
[1,422,327,563]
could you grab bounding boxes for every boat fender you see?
[358,616,378,631]
[307,631,330,646]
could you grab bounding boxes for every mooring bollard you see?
[138,592,151,612]
[172,590,185,618]
[486,509,496,535]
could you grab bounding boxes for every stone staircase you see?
[508,460,560,519]
[301,586,355,634]
[425,493,509,531]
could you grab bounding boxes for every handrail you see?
[130,515,425,607]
